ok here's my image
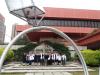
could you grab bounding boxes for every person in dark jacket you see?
[44,53,49,66]
[22,53,27,63]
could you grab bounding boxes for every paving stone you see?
[61,72,72,75]
[52,72,62,75]
[1,62,94,75]
[44,72,52,75]
[35,72,44,75]
[25,72,72,75]
[25,72,34,75]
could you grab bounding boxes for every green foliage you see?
[14,43,38,61]
[14,36,30,45]
[72,53,79,61]
[81,49,100,66]
[14,41,71,61]
[43,41,71,60]
[0,48,14,62]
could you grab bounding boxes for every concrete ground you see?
[1,62,94,75]
[25,72,72,75]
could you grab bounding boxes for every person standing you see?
[28,53,33,65]
[36,53,41,65]
[61,54,67,66]
[26,53,30,64]
[31,52,35,64]
[44,53,49,66]
[22,53,27,63]
[51,53,54,64]
[57,53,62,65]
[48,53,52,65]
[40,53,44,66]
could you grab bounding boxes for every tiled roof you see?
[15,25,32,31]
[16,25,96,34]
[76,29,100,46]
[44,7,100,20]
[76,29,100,42]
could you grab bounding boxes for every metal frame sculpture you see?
[0,0,89,75]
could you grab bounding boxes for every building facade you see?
[12,7,100,49]
[0,13,6,44]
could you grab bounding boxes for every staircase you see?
[1,62,94,75]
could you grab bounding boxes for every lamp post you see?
[0,0,89,75]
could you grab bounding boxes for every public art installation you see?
[0,0,89,75]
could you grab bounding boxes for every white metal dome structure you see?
[5,0,45,26]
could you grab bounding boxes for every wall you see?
[0,45,25,49]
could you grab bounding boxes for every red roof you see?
[44,7,100,20]
[16,25,96,34]
[76,29,100,46]
[15,25,32,31]
[76,29,100,43]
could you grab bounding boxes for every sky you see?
[0,0,100,43]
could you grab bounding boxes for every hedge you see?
[81,49,100,66]
[14,43,38,61]
[43,41,71,60]
[0,48,14,62]
[14,41,71,61]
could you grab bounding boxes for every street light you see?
[5,0,45,26]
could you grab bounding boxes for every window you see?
[32,19,100,28]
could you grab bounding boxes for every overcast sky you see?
[0,0,100,43]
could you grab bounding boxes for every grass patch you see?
[0,73,25,75]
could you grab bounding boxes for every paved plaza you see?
[0,62,94,75]
[25,72,72,75]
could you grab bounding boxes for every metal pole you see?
[0,26,89,75]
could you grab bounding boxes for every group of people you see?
[23,51,67,66]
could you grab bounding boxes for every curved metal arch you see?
[0,26,89,75]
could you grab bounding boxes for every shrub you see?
[14,43,38,61]
[43,41,71,60]
[14,41,71,61]
[14,36,30,45]
[0,48,14,62]
[81,49,100,67]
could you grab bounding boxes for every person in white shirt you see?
[40,53,44,65]
[51,53,54,64]
[48,53,52,65]
[61,54,67,66]
[29,53,34,65]
[51,53,56,64]
[57,53,61,65]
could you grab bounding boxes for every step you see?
[1,66,94,73]
[4,66,83,70]
[24,72,72,75]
